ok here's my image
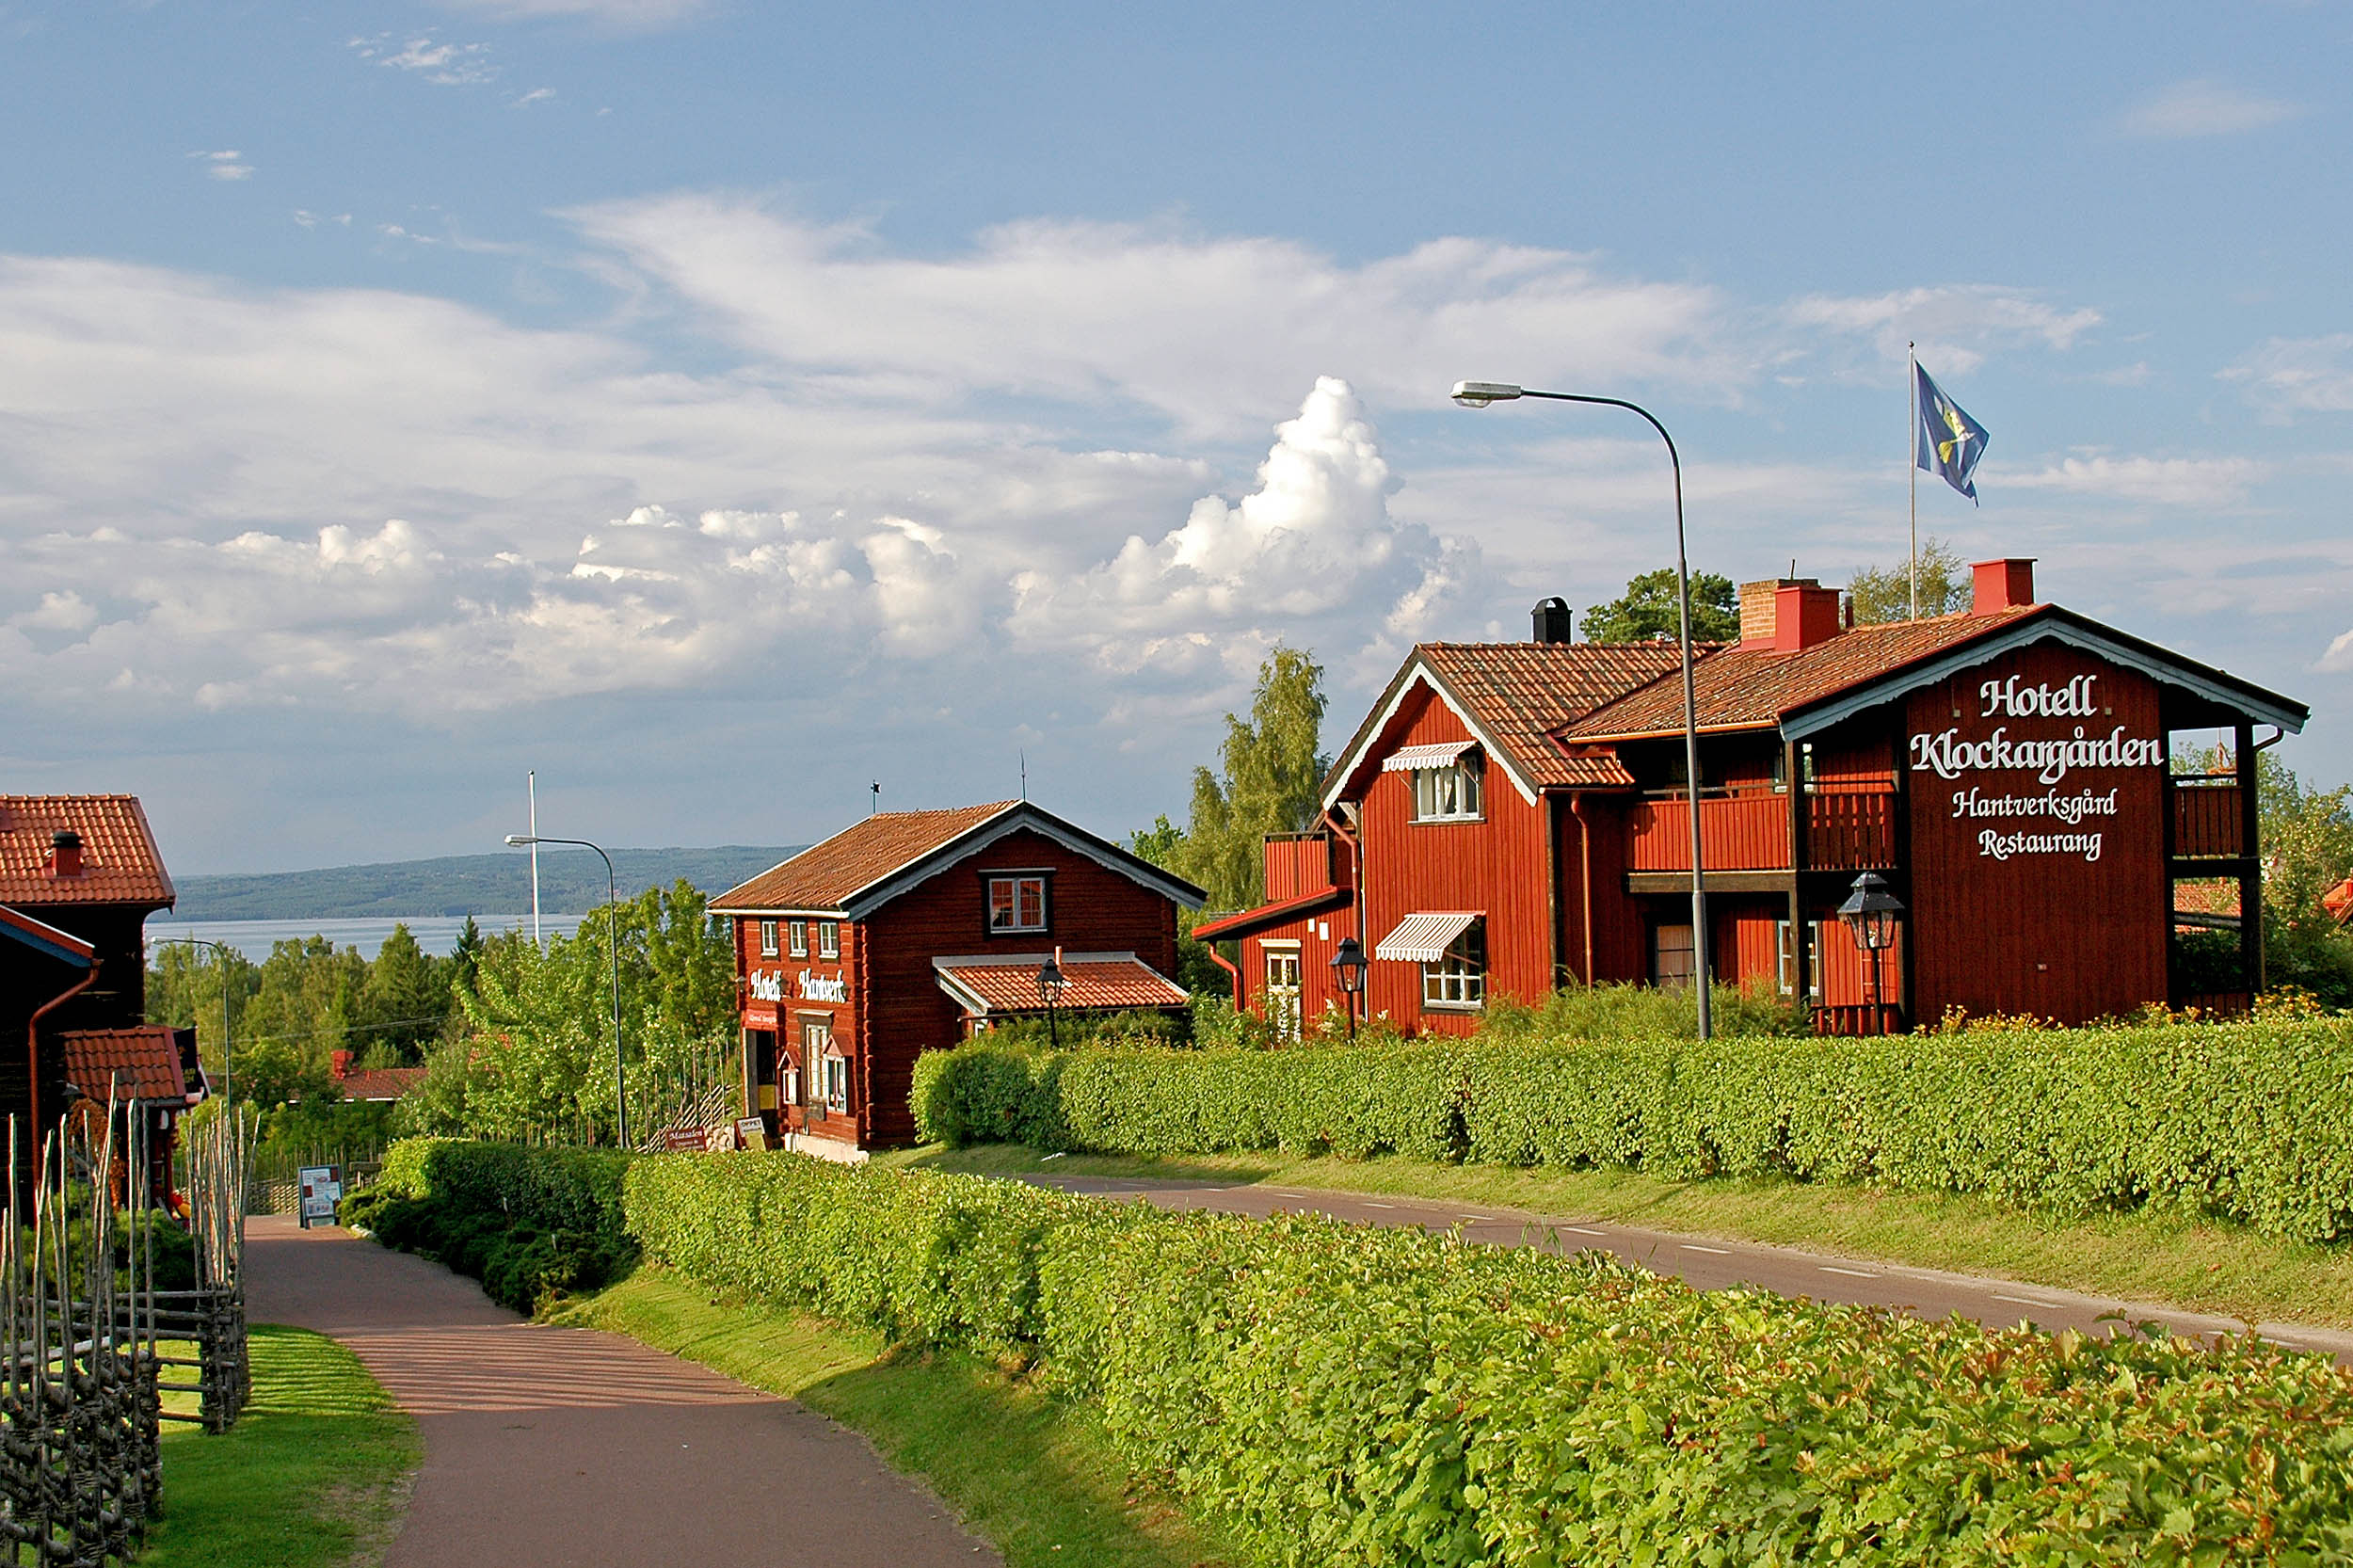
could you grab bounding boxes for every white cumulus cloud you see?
[2222,334,2353,418]
[1998,452,2267,508]
[2121,80,2300,139]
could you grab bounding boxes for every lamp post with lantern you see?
[1035,952,1067,1049]
[1835,872,1906,1035]
[1329,936,1369,1042]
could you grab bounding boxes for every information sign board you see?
[297,1164,343,1229]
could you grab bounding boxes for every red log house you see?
[0,796,199,1198]
[1198,561,2308,1034]
[714,801,1205,1156]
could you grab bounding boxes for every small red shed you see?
[712,800,1205,1156]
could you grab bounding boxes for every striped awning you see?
[1380,740,1477,773]
[1374,911,1480,963]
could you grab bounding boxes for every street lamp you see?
[1450,379,1713,1039]
[1034,953,1067,1048]
[1329,936,1368,1042]
[505,833,629,1148]
[152,937,237,1119]
[1836,872,1905,1035]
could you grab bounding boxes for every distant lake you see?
[143,914,585,962]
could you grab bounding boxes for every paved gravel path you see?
[245,1214,1000,1568]
[1031,1173,2353,1364]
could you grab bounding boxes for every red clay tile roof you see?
[0,796,175,910]
[933,952,1189,1016]
[58,1026,190,1104]
[2173,880,2242,920]
[336,1066,427,1102]
[1562,607,2043,741]
[713,802,1022,913]
[1383,643,1689,792]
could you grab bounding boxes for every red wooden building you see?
[713,801,1204,1155]
[0,796,191,1194]
[1201,561,2307,1033]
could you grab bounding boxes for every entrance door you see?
[800,1016,834,1123]
[1264,946,1303,1041]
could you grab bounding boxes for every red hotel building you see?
[713,801,1204,1155]
[1198,560,2307,1034]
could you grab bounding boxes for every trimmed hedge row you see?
[910,1020,2353,1242]
[628,1149,2353,1566]
[344,1137,636,1311]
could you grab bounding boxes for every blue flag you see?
[1914,361,1989,504]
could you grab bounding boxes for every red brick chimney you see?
[47,830,83,879]
[1738,578,1844,652]
[1971,558,2037,616]
[330,1049,354,1081]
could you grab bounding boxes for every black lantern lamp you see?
[1035,953,1068,1048]
[1835,872,1906,1034]
[1329,936,1369,1042]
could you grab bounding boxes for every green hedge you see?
[910,1018,2353,1243]
[630,1149,2353,1565]
[345,1138,636,1311]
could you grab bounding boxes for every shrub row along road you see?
[1030,1173,2353,1365]
[244,1214,1000,1568]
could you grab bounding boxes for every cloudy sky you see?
[4,2,2349,874]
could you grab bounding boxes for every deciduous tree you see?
[1581,568,1737,643]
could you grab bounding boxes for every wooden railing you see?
[2170,778,2244,859]
[1627,790,1788,871]
[1814,1002,1905,1036]
[1806,789,1897,871]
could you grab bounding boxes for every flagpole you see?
[1907,342,1919,621]
[528,769,542,950]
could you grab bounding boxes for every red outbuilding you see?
[1204,561,2308,1034]
[712,800,1205,1156]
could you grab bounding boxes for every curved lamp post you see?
[1836,872,1905,1035]
[1034,953,1067,1048]
[505,834,629,1148]
[152,936,237,1118]
[1329,936,1369,1042]
[1450,380,1712,1040]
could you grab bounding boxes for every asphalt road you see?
[1030,1172,2353,1365]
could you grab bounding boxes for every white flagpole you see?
[528,769,542,950]
[1907,343,1920,620]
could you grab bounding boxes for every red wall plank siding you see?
[1356,693,1554,1034]
[1627,792,1790,872]
[1903,643,2167,1025]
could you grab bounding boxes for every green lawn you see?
[138,1322,420,1568]
[552,1267,1232,1568]
[886,1142,2353,1332]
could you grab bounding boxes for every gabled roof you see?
[1323,642,1687,809]
[1190,885,1352,943]
[712,801,1205,920]
[337,1066,427,1103]
[1561,605,2308,743]
[58,1026,191,1106]
[0,796,176,910]
[932,952,1189,1016]
[0,904,97,968]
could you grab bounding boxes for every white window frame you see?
[1420,921,1486,1009]
[818,920,840,959]
[823,1054,849,1113]
[1774,920,1824,1000]
[788,920,808,958]
[759,919,779,958]
[987,874,1049,933]
[1263,942,1304,1041]
[1410,761,1484,823]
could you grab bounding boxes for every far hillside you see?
[171,846,806,920]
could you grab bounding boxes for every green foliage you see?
[915,1014,2353,1243]
[1847,535,1974,623]
[344,1137,637,1312]
[1580,568,1738,644]
[628,1151,2353,1565]
[1148,646,1329,913]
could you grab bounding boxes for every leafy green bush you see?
[630,1150,2353,1565]
[345,1137,636,1312]
[914,1016,2353,1242]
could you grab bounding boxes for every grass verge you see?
[551,1266,1231,1568]
[139,1322,420,1568]
[886,1142,2353,1331]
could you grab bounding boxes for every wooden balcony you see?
[1626,787,1898,874]
[2170,778,2244,860]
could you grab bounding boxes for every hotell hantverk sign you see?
[747,968,849,1004]
[1908,674,2161,864]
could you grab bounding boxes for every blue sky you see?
[3,0,2348,874]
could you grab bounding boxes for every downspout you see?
[1324,806,1366,1012]
[1568,795,1595,985]
[1209,944,1243,1010]
[28,958,100,1142]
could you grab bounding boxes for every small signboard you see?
[661,1127,708,1152]
[297,1164,342,1230]
[735,1115,771,1152]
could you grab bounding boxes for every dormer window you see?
[1411,759,1483,822]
